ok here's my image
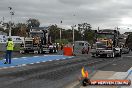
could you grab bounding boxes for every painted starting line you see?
[0,55,74,69]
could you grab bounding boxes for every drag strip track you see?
[0,55,123,88]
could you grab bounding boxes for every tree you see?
[9,23,27,37]
[84,30,95,44]
[78,23,92,34]
[78,23,95,44]
[78,23,92,40]
[16,23,27,37]
[63,29,73,42]
[74,29,82,41]
[49,25,60,42]
[27,18,40,28]
[26,18,40,33]
[126,33,132,48]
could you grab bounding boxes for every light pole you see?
[60,21,62,44]
[8,7,14,37]
[72,14,76,45]
[72,25,76,45]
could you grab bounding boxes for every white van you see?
[7,36,24,43]
[74,41,90,55]
[0,35,7,43]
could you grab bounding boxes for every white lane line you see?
[10,66,16,68]
[68,57,74,58]
[49,60,52,61]
[56,59,60,60]
[36,62,41,64]
[2,67,8,69]
[24,58,28,60]
[12,58,18,59]
[44,55,48,56]
[21,64,26,66]
[44,55,63,56]
[33,56,39,57]
[21,57,27,58]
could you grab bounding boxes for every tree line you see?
[0,18,95,44]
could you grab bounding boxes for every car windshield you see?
[97,43,107,48]
[97,34,114,39]
[78,42,84,46]
[30,32,44,37]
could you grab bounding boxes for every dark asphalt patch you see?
[100,56,132,72]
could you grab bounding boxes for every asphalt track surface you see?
[0,52,132,88]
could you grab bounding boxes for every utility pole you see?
[8,7,14,37]
[60,21,62,44]
[72,14,76,45]
[72,25,76,45]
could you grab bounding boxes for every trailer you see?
[20,27,57,54]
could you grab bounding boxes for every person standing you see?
[4,38,14,64]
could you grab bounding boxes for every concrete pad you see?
[91,71,116,79]
[108,72,127,79]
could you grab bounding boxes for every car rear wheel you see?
[82,51,85,54]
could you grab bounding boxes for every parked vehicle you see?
[122,47,130,54]
[91,41,115,57]
[91,29,122,57]
[20,27,57,54]
[74,41,90,55]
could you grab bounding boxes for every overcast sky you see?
[1,0,132,33]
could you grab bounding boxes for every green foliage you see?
[0,21,95,45]
[126,33,132,47]
[49,25,60,42]
[7,23,27,37]
[49,25,81,43]
[78,23,94,44]
[0,27,8,34]
[55,39,69,44]
[84,30,95,44]
[27,18,40,32]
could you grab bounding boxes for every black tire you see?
[119,52,122,57]
[82,51,85,54]
[49,49,53,53]
[86,51,89,54]
[92,54,95,57]
[54,49,57,53]
[82,78,91,86]
[38,50,42,54]
[43,51,46,54]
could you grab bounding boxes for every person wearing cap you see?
[4,38,14,64]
